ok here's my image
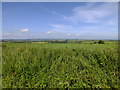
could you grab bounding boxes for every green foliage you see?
[93,42,98,44]
[98,40,105,44]
[2,44,7,48]
[2,42,119,88]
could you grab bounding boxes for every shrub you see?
[2,44,7,48]
[93,42,98,44]
[98,40,105,44]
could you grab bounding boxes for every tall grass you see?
[2,43,119,88]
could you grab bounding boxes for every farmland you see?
[2,40,119,88]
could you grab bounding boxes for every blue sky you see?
[2,2,118,39]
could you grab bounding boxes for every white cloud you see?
[63,3,117,24]
[67,34,71,36]
[19,28,29,32]
[66,33,81,37]
[46,30,55,34]
[47,3,117,24]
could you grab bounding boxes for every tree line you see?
[2,39,105,44]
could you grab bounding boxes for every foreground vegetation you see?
[2,40,119,88]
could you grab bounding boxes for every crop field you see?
[2,41,119,88]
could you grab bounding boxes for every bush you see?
[2,44,7,48]
[93,42,98,44]
[98,40,105,44]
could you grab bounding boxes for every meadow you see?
[2,41,119,88]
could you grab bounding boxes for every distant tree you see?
[98,40,105,44]
[55,40,58,43]
[93,42,98,44]
[65,40,67,43]
[77,41,82,43]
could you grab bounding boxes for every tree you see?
[93,42,98,44]
[98,40,105,44]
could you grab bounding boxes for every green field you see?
[2,42,119,88]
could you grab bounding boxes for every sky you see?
[2,2,118,39]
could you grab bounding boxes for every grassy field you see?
[2,42,119,88]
